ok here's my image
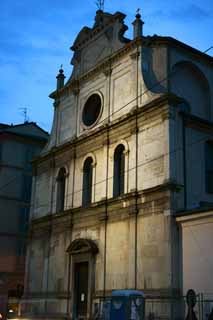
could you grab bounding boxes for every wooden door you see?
[74,262,89,318]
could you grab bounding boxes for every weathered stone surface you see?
[25,8,213,320]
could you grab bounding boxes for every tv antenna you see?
[19,107,29,123]
[204,46,213,54]
[96,0,104,11]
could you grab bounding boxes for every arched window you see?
[56,167,66,212]
[113,144,125,197]
[82,157,93,207]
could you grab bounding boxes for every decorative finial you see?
[56,65,66,90]
[136,8,141,18]
[132,9,144,39]
[59,64,64,74]
[96,0,104,11]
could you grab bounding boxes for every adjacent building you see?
[22,9,213,320]
[0,122,48,319]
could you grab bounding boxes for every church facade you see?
[22,9,213,320]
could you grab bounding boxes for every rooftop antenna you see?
[204,46,213,54]
[19,107,28,123]
[96,0,104,11]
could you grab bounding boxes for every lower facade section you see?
[22,192,182,319]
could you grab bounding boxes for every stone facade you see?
[22,10,213,320]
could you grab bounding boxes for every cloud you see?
[149,3,210,24]
[170,4,210,21]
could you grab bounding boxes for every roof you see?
[0,122,49,142]
[0,123,10,129]
[144,35,213,64]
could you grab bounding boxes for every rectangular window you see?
[205,142,213,193]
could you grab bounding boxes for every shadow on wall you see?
[170,61,211,120]
[142,47,211,121]
[142,46,168,94]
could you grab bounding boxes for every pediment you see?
[69,10,130,79]
[66,238,99,255]
[72,27,92,49]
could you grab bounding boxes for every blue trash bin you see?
[106,290,145,320]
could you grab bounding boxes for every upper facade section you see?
[70,10,130,79]
[44,9,213,156]
[45,11,146,153]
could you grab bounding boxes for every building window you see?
[113,144,125,197]
[56,167,66,212]
[205,142,213,193]
[82,157,93,207]
[82,93,102,128]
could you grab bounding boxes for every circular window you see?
[82,94,102,127]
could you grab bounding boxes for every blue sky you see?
[0,0,212,132]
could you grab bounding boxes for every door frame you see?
[67,239,98,320]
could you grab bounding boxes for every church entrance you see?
[66,238,98,320]
[74,262,89,319]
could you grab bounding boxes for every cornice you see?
[30,191,137,227]
[182,113,213,134]
[142,180,183,195]
[144,35,213,65]
[176,207,213,223]
[33,92,181,166]
[29,181,174,228]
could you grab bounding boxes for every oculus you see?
[82,93,102,127]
